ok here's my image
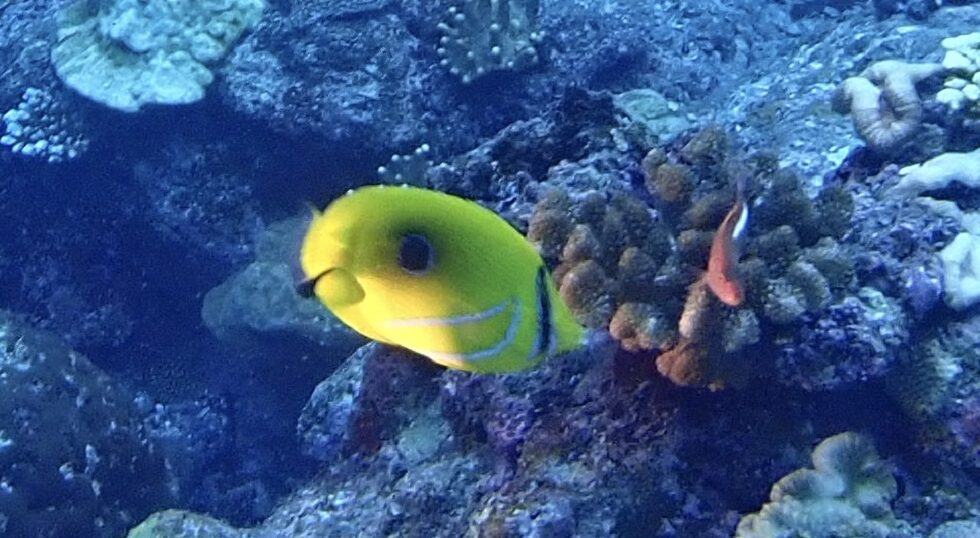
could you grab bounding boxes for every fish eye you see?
[398,232,434,274]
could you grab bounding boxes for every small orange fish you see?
[704,178,749,306]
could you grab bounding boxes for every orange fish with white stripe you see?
[704,177,750,306]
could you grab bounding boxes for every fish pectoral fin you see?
[314,268,365,306]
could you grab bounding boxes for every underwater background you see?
[1,0,980,536]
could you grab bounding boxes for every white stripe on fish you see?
[411,297,523,365]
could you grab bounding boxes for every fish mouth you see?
[296,268,335,298]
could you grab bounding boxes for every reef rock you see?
[0,310,172,537]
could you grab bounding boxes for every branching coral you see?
[377,143,434,186]
[436,0,543,83]
[832,60,944,154]
[736,432,909,538]
[657,138,853,388]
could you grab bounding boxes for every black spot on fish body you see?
[398,232,434,274]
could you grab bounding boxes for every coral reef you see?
[132,336,696,536]
[892,149,980,197]
[889,149,980,310]
[0,310,172,537]
[776,288,907,391]
[528,125,864,390]
[140,395,262,519]
[3,1,980,534]
[135,141,265,266]
[612,88,692,143]
[201,217,357,350]
[52,0,264,111]
[929,520,980,538]
[198,216,366,522]
[736,432,909,538]
[127,509,251,538]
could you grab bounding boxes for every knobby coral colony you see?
[528,126,855,390]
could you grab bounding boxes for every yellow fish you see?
[298,185,585,373]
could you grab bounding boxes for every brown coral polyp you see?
[527,208,573,262]
[647,162,695,206]
[558,260,614,329]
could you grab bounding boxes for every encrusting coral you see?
[892,148,980,197]
[832,60,944,154]
[890,149,980,310]
[52,0,264,112]
[939,232,980,311]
